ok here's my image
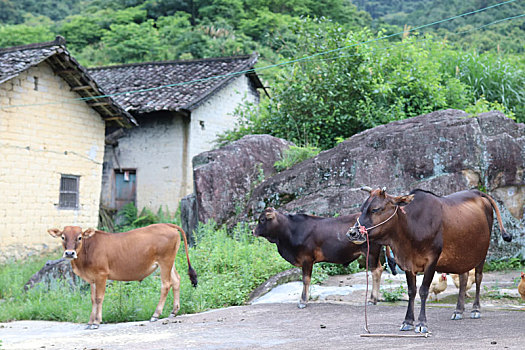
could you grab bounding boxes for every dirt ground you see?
[1,270,524,350]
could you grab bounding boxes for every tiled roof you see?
[88,54,262,115]
[0,40,62,85]
[0,36,136,127]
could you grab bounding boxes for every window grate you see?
[59,175,79,209]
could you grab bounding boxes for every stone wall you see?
[0,62,106,262]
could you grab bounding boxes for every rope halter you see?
[356,205,399,236]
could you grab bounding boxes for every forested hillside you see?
[0,0,371,65]
[353,0,525,53]
[1,0,523,147]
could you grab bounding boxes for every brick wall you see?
[0,62,105,262]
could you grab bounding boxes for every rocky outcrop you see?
[24,258,77,291]
[245,110,524,258]
[181,134,294,235]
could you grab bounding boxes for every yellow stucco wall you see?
[0,62,105,262]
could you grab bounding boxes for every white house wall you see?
[187,74,260,192]
[105,113,188,214]
[104,74,259,215]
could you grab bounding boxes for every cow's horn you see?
[361,186,372,193]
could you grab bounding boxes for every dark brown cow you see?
[254,208,391,308]
[347,188,512,333]
[48,223,197,329]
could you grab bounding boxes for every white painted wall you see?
[102,74,260,215]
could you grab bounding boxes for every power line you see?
[0,0,521,110]
[312,13,525,64]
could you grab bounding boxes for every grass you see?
[484,256,525,272]
[0,221,293,323]
[274,145,320,172]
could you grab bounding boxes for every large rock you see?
[245,110,524,258]
[181,134,294,234]
[24,258,77,291]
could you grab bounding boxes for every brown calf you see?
[347,188,511,333]
[48,223,197,329]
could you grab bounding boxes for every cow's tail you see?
[481,193,512,242]
[167,224,198,287]
[385,246,398,275]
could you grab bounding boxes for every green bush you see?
[484,255,525,272]
[218,18,524,150]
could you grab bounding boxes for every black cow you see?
[254,207,388,308]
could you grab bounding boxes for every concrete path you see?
[1,270,523,350]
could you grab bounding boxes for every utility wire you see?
[312,13,525,64]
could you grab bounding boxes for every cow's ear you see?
[394,194,414,206]
[265,210,276,220]
[48,228,62,238]
[82,228,97,238]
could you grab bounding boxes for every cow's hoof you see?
[400,322,414,331]
[169,313,177,318]
[150,316,159,322]
[451,312,463,320]
[85,324,99,330]
[297,302,307,309]
[470,310,481,319]
[415,323,429,334]
[367,300,377,306]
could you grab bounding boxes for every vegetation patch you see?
[484,256,525,272]
[274,145,320,172]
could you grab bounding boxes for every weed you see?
[482,281,514,300]
[381,278,406,302]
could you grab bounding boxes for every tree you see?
[0,24,54,47]
[59,16,106,52]
[101,19,160,63]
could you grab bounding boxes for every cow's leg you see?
[471,261,484,319]
[151,263,173,322]
[169,265,181,317]
[415,267,436,333]
[298,261,313,309]
[87,283,97,329]
[87,277,107,330]
[368,245,383,305]
[452,272,468,320]
[400,271,416,331]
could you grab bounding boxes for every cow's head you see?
[253,208,281,243]
[48,226,97,259]
[346,187,414,244]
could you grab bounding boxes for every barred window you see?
[59,175,79,209]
